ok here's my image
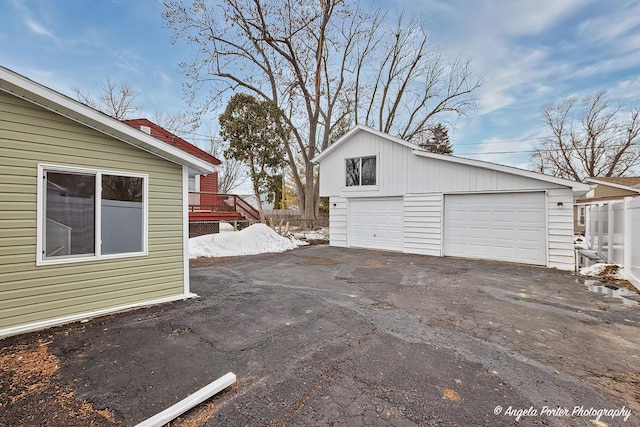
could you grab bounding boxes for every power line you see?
[458,142,640,156]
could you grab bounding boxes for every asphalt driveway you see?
[3,245,640,426]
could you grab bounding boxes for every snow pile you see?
[574,235,589,250]
[219,222,235,232]
[579,263,623,280]
[189,223,308,258]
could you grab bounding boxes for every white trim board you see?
[182,165,191,296]
[0,293,198,339]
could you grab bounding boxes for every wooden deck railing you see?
[188,192,260,220]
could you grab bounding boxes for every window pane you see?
[101,175,144,255]
[578,206,585,225]
[45,172,95,257]
[361,157,376,185]
[346,158,360,186]
[188,176,196,191]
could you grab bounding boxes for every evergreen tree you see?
[418,123,453,155]
[219,93,289,223]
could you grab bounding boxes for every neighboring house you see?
[123,118,221,198]
[0,66,216,337]
[313,126,589,271]
[123,119,259,233]
[573,176,640,234]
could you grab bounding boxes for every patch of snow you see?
[292,227,329,241]
[579,263,623,280]
[189,223,308,258]
[573,235,589,250]
[219,222,235,232]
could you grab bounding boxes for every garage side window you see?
[346,156,376,186]
[39,165,147,264]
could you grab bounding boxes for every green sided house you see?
[0,66,217,337]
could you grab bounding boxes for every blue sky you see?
[2,0,640,173]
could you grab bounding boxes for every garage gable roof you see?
[0,66,216,175]
[313,125,589,192]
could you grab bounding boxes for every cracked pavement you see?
[24,246,640,425]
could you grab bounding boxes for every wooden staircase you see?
[188,192,260,222]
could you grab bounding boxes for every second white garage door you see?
[444,192,546,265]
[348,198,403,251]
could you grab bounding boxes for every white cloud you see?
[158,71,172,85]
[488,0,590,36]
[403,0,593,116]
[577,2,640,45]
[9,0,59,42]
[114,50,143,73]
[25,18,57,40]
[608,76,640,101]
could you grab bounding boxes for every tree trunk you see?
[304,159,316,220]
[252,180,266,224]
[255,194,266,224]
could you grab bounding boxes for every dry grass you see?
[0,340,119,426]
[442,388,460,401]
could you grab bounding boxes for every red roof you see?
[123,118,221,165]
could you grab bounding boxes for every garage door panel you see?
[444,192,546,265]
[348,198,403,251]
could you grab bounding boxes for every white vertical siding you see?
[329,196,347,247]
[319,132,565,198]
[403,194,442,256]
[547,188,575,270]
[318,129,584,270]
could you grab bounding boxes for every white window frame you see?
[36,163,149,266]
[577,205,586,226]
[345,155,377,187]
[188,174,200,192]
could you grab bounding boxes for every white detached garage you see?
[313,126,589,270]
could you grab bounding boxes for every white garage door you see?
[444,192,546,265]
[348,198,403,251]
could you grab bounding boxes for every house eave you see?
[0,66,216,175]
[585,177,640,193]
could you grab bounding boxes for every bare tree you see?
[209,136,247,194]
[532,92,640,181]
[152,112,197,137]
[163,0,481,218]
[71,78,142,120]
[354,16,481,141]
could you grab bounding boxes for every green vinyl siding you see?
[0,90,186,331]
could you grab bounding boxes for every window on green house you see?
[39,165,147,264]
